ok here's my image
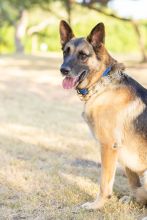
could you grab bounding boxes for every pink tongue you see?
[62,76,77,89]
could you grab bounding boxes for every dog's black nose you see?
[60,66,71,75]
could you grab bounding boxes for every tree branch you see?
[75,2,131,22]
[27,19,51,35]
[40,5,63,20]
[74,2,147,62]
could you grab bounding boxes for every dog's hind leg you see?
[125,167,141,190]
[125,168,147,205]
[120,167,141,203]
[82,145,118,210]
[135,170,147,205]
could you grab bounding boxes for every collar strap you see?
[102,66,112,77]
[76,66,112,96]
[77,88,89,95]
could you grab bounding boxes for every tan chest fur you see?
[83,87,147,173]
[84,88,131,144]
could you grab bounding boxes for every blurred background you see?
[0,0,147,61]
[0,0,147,219]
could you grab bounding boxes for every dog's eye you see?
[79,51,88,61]
[63,47,70,56]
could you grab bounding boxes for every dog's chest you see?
[82,111,96,139]
[82,99,115,141]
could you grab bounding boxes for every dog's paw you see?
[81,200,105,210]
[119,195,132,204]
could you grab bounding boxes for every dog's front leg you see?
[82,144,118,210]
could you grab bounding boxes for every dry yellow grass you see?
[0,54,147,219]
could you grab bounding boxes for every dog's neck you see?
[76,59,125,102]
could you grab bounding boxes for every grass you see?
[0,54,147,219]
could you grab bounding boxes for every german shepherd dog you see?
[59,20,147,210]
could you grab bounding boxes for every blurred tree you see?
[0,0,74,52]
[0,0,146,60]
[62,0,74,24]
[41,0,73,24]
[75,0,147,62]
[0,0,52,53]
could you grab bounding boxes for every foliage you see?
[25,3,147,53]
[0,1,147,54]
[0,26,15,52]
[0,0,52,26]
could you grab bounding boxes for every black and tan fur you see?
[59,20,147,209]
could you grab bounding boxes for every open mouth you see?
[62,70,87,89]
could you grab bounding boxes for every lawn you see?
[0,54,147,219]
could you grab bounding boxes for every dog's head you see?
[59,20,111,89]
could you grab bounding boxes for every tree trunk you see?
[65,0,72,24]
[14,9,28,53]
[31,35,38,53]
[132,21,147,62]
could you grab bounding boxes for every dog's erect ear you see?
[59,20,74,48]
[87,22,105,47]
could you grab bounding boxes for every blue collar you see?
[77,66,112,96]
[102,66,112,77]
